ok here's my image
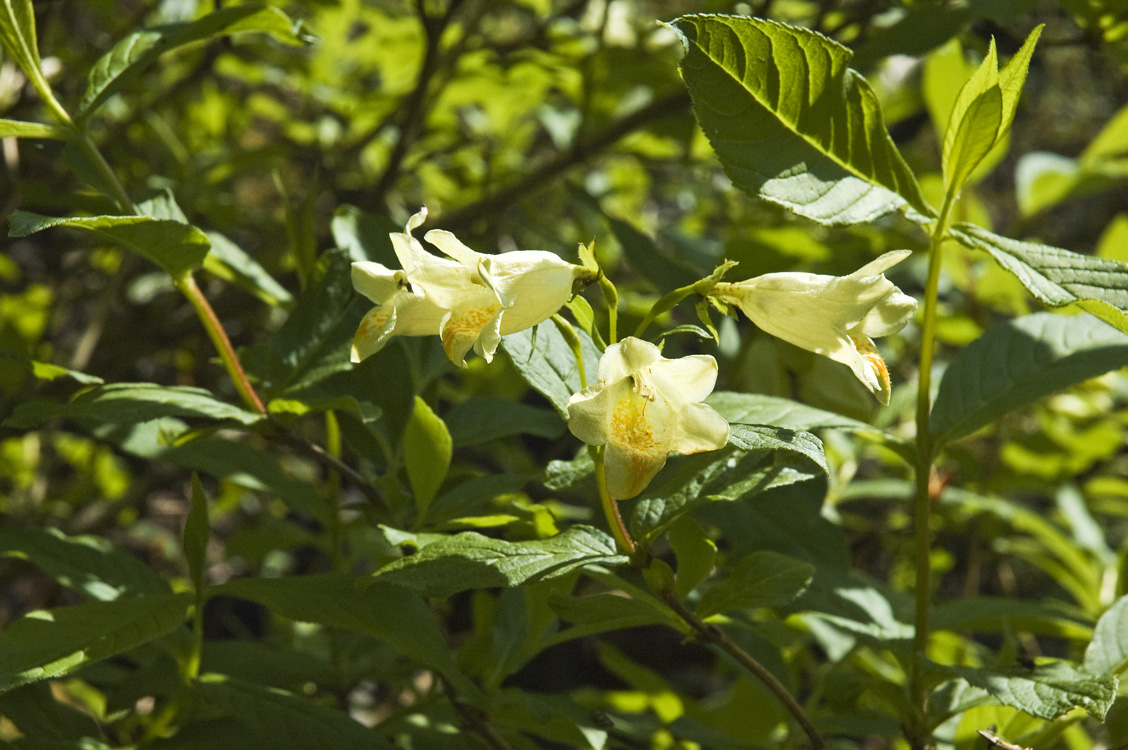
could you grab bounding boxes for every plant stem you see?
[910,189,958,746]
[591,447,636,556]
[664,593,825,750]
[175,273,266,414]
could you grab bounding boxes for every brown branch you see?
[432,89,693,233]
[977,730,1032,750]
[663,592,826,750]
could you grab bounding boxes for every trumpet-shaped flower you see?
[567,337,730,500]
[709,250,916,404]
[352,208,595,367]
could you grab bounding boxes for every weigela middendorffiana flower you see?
[709,250,916,404]
[351,208,596,367]
[567,337,730,500]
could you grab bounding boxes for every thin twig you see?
[663,593,826,750]
[431,90,692,232]
[977,730,1032,750]
[269,428,385,508]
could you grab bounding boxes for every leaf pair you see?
[941,27,1042,199]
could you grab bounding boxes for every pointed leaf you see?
[0,119,66,139]
[372,526,626,598]
[943,39,1001,191]
[77,4,311,121]
[0,594,192,693]
[0,527,169,601]
[953,661,1116,721]
[8,211,210,277]
[697,550,815,618]
[952,223,1128,334]
[931,312,1128,445]
[500,322,601,418]
[191,674,392,750]
[997,26,1044,134]
[669,516,716,598]
[203,232,293,308]
[403,396,452,522]
[669,14,934,225]
[1084,595,1128,678]
[4,383,263,429]
[0,0,47,98]
[185,475,210,593]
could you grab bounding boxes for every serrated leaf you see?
[670,14,933,225]
[191,674,391,750]
[726,423,829,480]
[372,526,626,598]
[943,39,1001,193]
[0,527,169,601]
[931,313,1128,445]
[952,223,1128,334]
[697,550,815,619]
[706,390,897,442]
[3,383,263,429]
[997,26,1043,136]
[404,397,452,522]
[953,661,1117,721]
[185,475,209,593]
[0,119,66,139]
[213,575,461,682]
[8,211,210,277]
[0,594,192,693]
[77,5,311,121]
[1084,595,1128,678]
[500,322,601,418]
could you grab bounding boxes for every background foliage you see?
[2,0,1128,749]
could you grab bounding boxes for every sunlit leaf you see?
[669,14,933,225]
[0,119,66,139]
[953,223,1128,334]
[403,396,452,522]
[931,313,1128,445]
[372,526,626,598]
[501,323,601,418]
[1084,595,1128,678]
[4,383,264,429]
[942,40,1002,194]
[0,594,192,693]
[953,661,1116,720]
[77,4,312,121]
[8,211,210,277]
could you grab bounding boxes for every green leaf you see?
[204,232,293,308]
[0,682,102,743]
[953,661,1117,721]
[445,396,564,447]
[727,424,829,480]
[0,0,45,96]
[4,383,264,429]
[500,322,601,418]
[942,40,1002,194]
[0,593,192,693]
[998,26,1043,127]
[932,597,1093,640]
[1084,595,1128,678]
[190,674,392,750]
[77,4,311,122]
[697,550,815,619]
[546,591,682,646]
[0,348,103,385]
[0,119,66,139]
[185,475,210,594]
[669,516,716,598]
[952,223,1128,334]
[706,390,900,445]
[930,312,1128,445]
[669,14,933,226]
[0,527,169,601]
[8,211,210,277]
[212,575,461,682]
[372,526,627,598]
[403,396,452,523]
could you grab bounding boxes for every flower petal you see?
[440,301,504,367]
[351,261,404,305]
[424,229,481,266]
[650,354,718,404]
[597,338,663,385]
[602,380,677,499]
[670,402,731,454]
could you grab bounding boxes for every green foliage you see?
[3,1,1128,749]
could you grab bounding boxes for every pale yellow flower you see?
[567,337,730,499]
[352,208,594,367]
[710,250,916,404]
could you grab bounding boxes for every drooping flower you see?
[708,250,916,404]
[351,208,595,367]
[567,337,730,500]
